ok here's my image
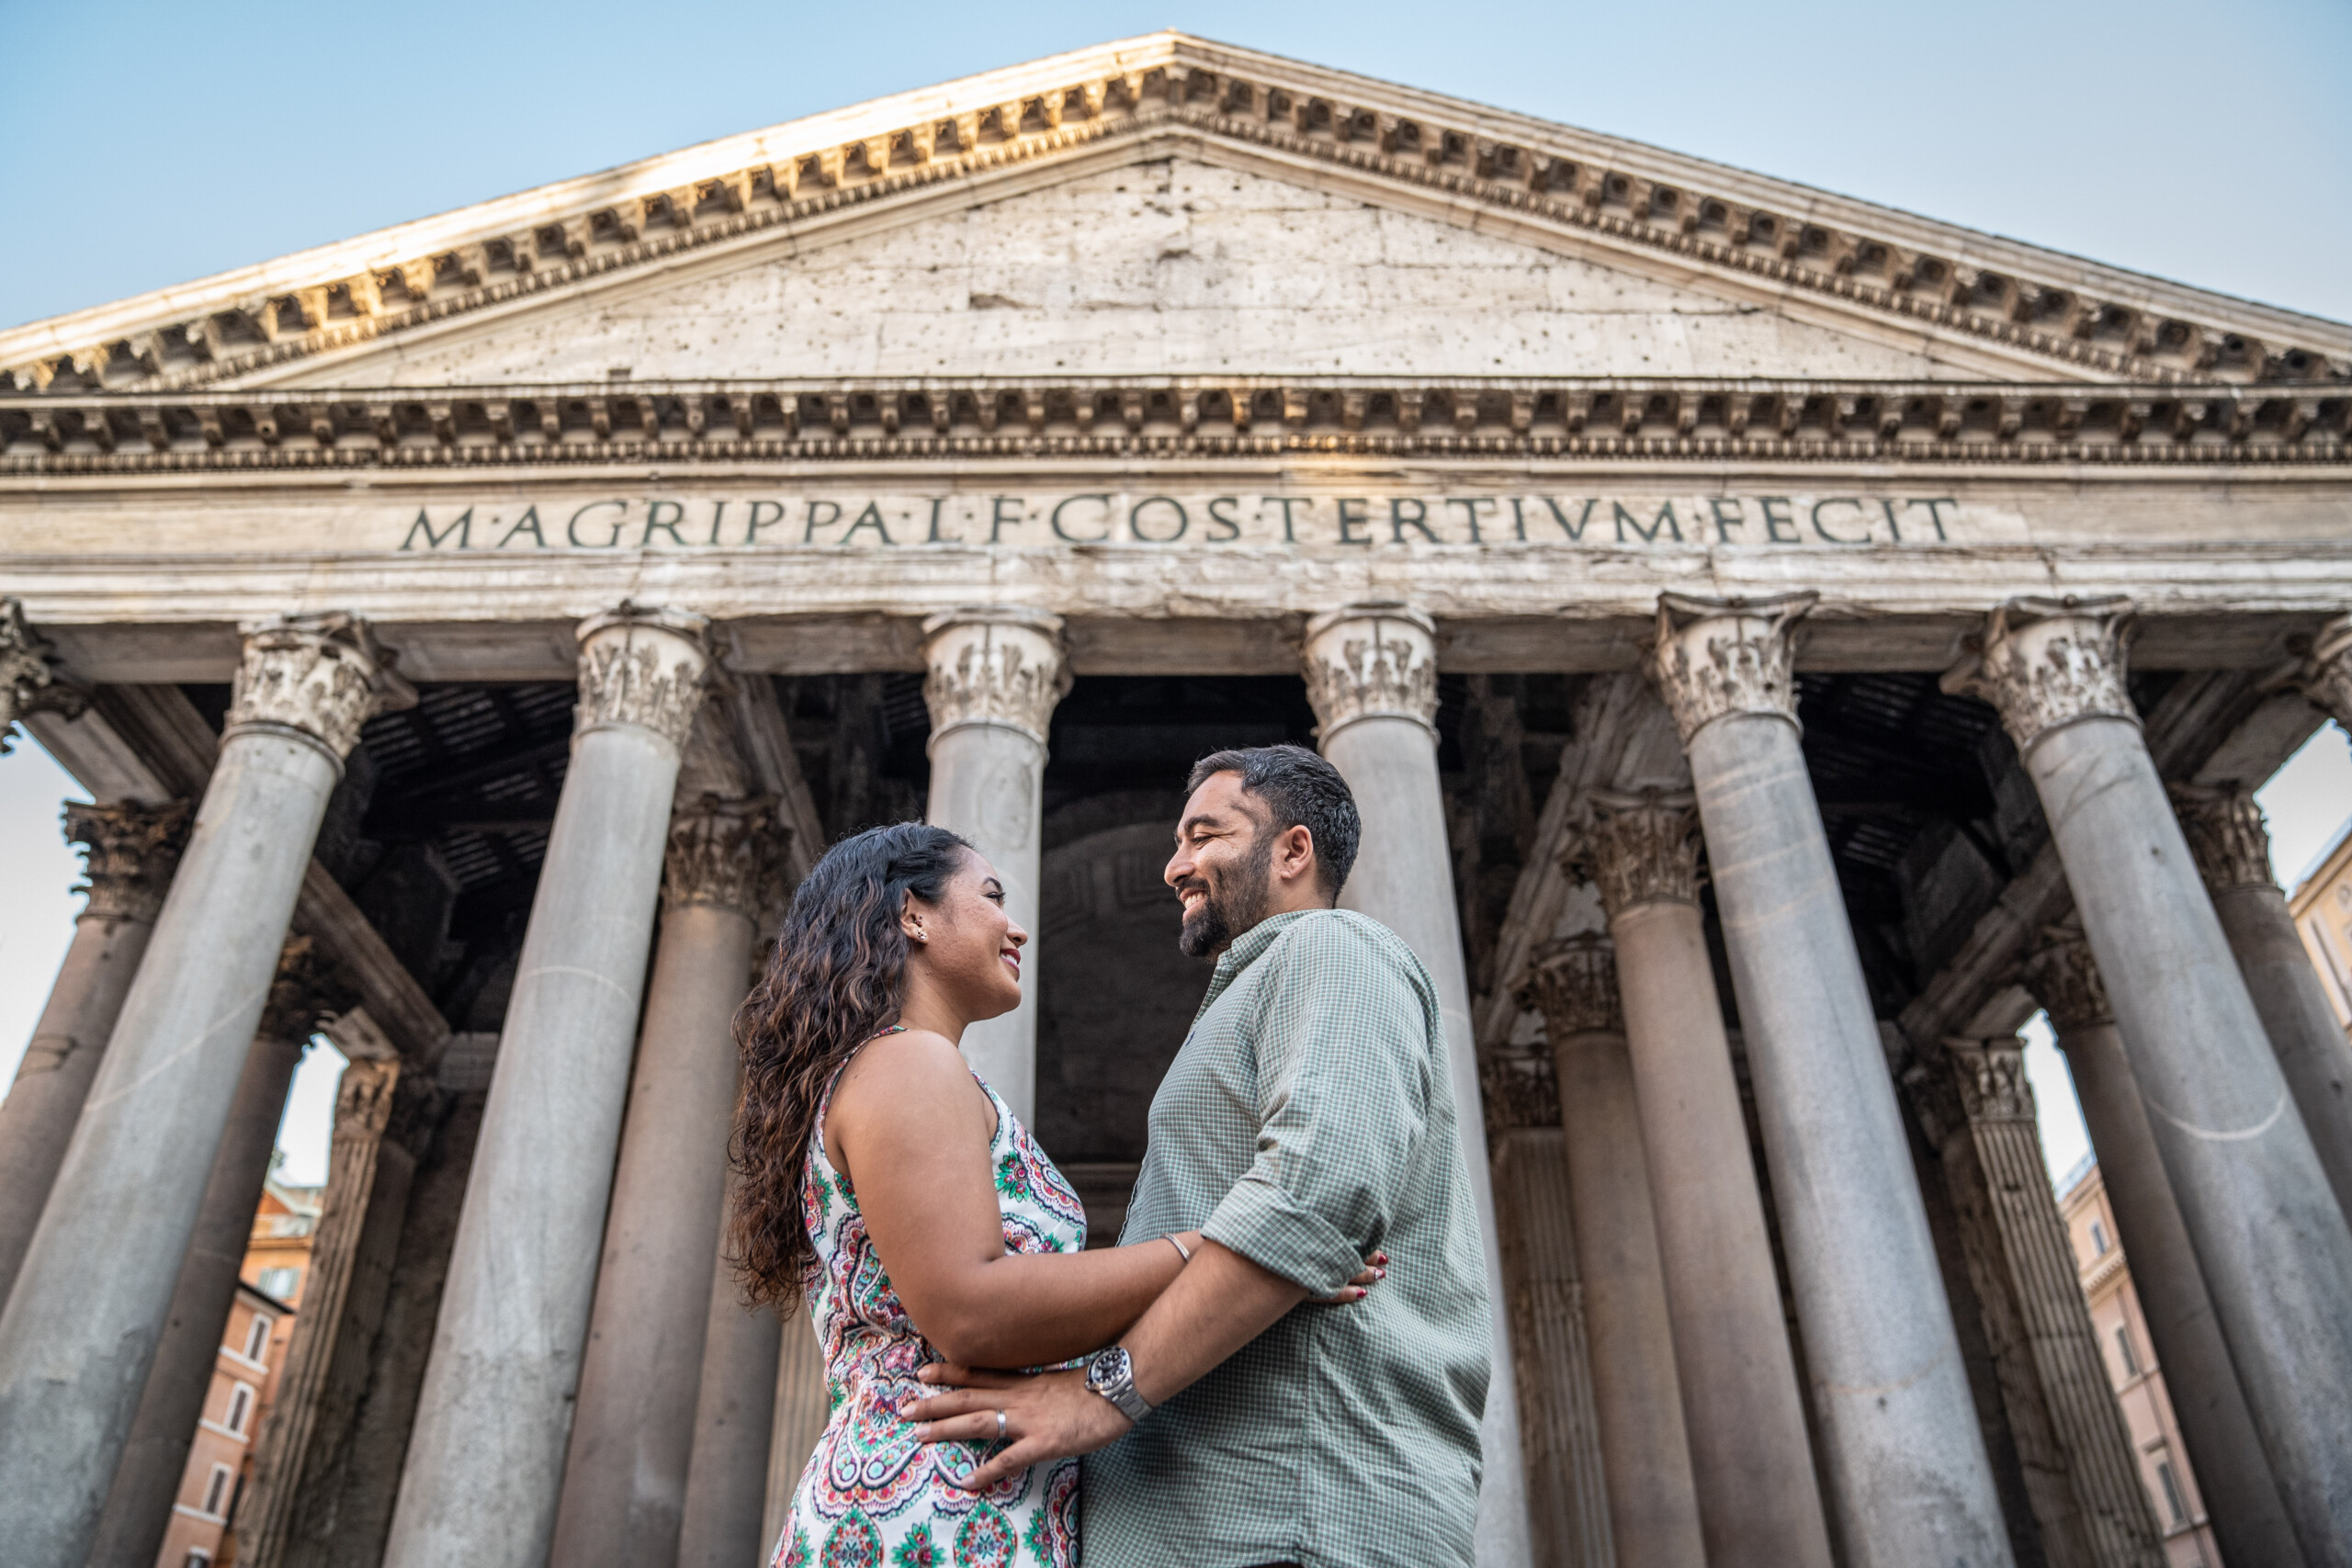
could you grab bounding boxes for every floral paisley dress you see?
[772,1055,1088,1568]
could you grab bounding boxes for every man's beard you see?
[1178,830,1274,959]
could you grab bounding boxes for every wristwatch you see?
[1084,1346,1152,1423]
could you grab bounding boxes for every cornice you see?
[5,35,2345,398]
[4,378,2346,476]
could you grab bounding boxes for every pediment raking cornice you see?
[5,32,2346,394]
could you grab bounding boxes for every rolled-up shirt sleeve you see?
[1200,916,1435,1296]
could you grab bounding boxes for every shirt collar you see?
[1210,908,1321,985]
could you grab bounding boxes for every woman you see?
[731,822,1375,1568]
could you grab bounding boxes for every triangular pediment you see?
[6,31,2346,393]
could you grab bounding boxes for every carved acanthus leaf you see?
[1302,604,1438,740]
[2278,612,2352,733]
[1940,596,2136,756]
[664,795,789,921]
[575,604,711,749]
[1522,931,1623,1040]
[228,613,416,760]
[1645,592,1814,744]
[2024,923,2114,1033]
[0,596,89,750]
[1481,1046,1560,1133]
[1567,788,1702,917]
[1947,1034,2036,1125]
[2169,785,2276,894]
[63,798,192,923]
[259,935,354,1043]
[921,608,1069,746]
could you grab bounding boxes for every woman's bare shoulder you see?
[832,1028,974,1111]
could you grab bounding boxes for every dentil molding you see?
[921,606,1070,748]
[227,612,417,761]
[1940,595,2137,756]
[63,798,192,925]
[1301,603,1439,743]
[1645,590,1815,744]
[574,604,712,750]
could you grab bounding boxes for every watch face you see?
[1089,1347,1130,1390]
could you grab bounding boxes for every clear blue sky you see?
[2,1,2348,1178]
[2,0,2348,328]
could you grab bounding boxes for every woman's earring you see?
[912,929,928,943]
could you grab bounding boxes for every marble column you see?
[1527,934,1706,1568]
[1483,1044,1614,1568]
[1947,596,2352,1565]
[552,797,783,1568]
[1302,603,1532,1568]
[2025,928,2308,1568]
[0,613,410,1568]
[384,605,711,1568]
[235,1051,430,1568]
[1912,1033,2166,1568]
[1572,791,1834,1568]
[0,798,189,1305]
[921,607,1067,1126]
[88,936,345,1568]
[677,1189,782,1568]
[1651,591,2014,1568]
[2173,785,2352,1221]
[764,1308,832,1551]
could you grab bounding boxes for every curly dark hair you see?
[729,820,972,1304]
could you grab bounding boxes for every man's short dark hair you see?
[1184,743,1361,898]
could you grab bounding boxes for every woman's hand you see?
[1310,1249,1388,1305]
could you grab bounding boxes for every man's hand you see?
[901,1365,1129,1492]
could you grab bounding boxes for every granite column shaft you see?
[921,609,1067,1125]
[2027,930,2307,1568]
[1529,935,1706,1568]
[1654,592,2015,1568]
[0,614,410,1568]
[383,606,711,1568]
[677,1179,783,1568]
[551,798,779,1568]
[1304,604,1531,1568]
[1949,597,2352,1565]
[0,799,187,1305]
[1576,791,1834,1568]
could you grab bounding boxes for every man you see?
[907,742,1489,1568]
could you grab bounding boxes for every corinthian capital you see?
[228,613,416,761]
[1522,932,1623,1041]
[1,597,89,750]
[921,607,1069,748]
[663,795,787,921]
[2024,923,2113,1034]
[1568,789,1702,918]
[575,604,712,750]
[2169,785,2277,894]
[1301,604,1439,743]
[1940,596,2136,757]
[258,935,351,1044]
[2270,613,2352,733]
[1481,1045,1561,1133]
[64,798,193,924]
[1946,1034,2036,1125]
[1645,591,1815,745]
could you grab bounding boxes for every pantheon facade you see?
[3,31,2350,1568]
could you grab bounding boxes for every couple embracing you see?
[731,744,1490,1568]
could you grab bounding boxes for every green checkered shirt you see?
[1085,908,1488,1568]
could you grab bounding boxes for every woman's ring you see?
[994,1409,1008,1442]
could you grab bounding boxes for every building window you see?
[2154,1454,2188,1527]
[2114,1324,2141,1378]
[225,1382,254,1436]
[242,1313,273,1363]
[255,1266,300,1300]
[182,1551,212,1568]
[2088,1219,2110,1256]
[201,1461,234,1517]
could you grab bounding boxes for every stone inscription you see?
[396,492,1973,552]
